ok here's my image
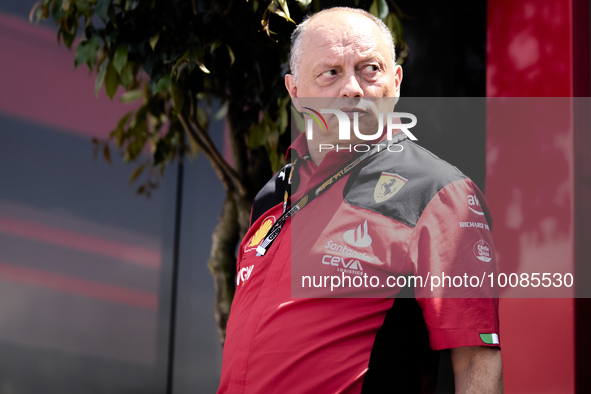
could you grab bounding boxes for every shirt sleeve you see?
[406,178,500,350]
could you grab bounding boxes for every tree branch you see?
[177,113,247,196]
[207,194,239,347]
[187,115,248,196]
[177,113,233,191]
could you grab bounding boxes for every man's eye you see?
[365,64,379,72]
[321,69,337,77]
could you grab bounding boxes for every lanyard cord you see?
[256,136,407,256]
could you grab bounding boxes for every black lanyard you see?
[255,135,407,256]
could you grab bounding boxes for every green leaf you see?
[196,106,208,129]
[296,0,311,6]
[149,32,160,51]
[129,105,147,129]
[379,0,389,20]
[187,132,200,156]
[105,61,119,99]
[111,111,133,147]
[74,35,99,69]
[386,13,403,45]
[75,0,93,16]
[115,111,133,131]
[292,105,305,133]
[113,44,128,74]
[60,27,75,48]
[380,0,390,20]
[119,61,135,87]
[153,139,171,166]
[277,105,288,134]
[226,44,235,66]
[129,164,145,184]
[120,89,142,103]
[198,62,210,74]
[95,0,110,20]
[52,0,65,25]
[173,52,189,70]
[127,122,148,162]
[152,73,171,94]
[214,103,227,120]
[247,121,270,149]
[124,0,140,11]
[369,0,378,18]
[186,49,211,74]
[268,129,279,152]
[172,51,190,79]
[269,149,282,172]
[370,0,389,20]
[275,0,294,23]
[30,4,40,23]
[95,59,108,97]
[146,96,162,116]
[107,3,117,27]
[104,26,118,46]
[210,40,221,53]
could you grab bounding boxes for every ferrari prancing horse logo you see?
[374,172,407,203]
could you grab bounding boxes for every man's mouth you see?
[340,107,367,119]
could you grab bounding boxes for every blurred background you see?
[0,0,590,393]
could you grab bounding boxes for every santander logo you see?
[343,220,372,248]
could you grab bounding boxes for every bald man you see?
[218,7,502,393]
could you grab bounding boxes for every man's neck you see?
[308,141,354,166]
[306,135,348,165]
[308,142,328,166]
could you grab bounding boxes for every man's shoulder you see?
[344,140,468,227]
[250,164,293,226]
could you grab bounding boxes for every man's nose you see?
[339,75,364,97]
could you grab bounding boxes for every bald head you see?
[284,7,402,99]
[289,8,396,82]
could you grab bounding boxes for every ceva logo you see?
[322,255,364,271]
[304,109,418,142]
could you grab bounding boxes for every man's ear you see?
[285,74,302,111]
[393,65,403,98]
[285,74,297,98]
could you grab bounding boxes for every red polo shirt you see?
[218,133,499,393]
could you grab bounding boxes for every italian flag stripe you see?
[480,333,499,345]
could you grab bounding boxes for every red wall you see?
[487,0,579,392]
[0,13,130,138]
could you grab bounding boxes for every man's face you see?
[285,11,402,99]
[286,11,402,143]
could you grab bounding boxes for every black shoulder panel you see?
[344,141,466,228]
[250,164,295,226]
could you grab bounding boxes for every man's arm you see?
[450,346,503,394]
